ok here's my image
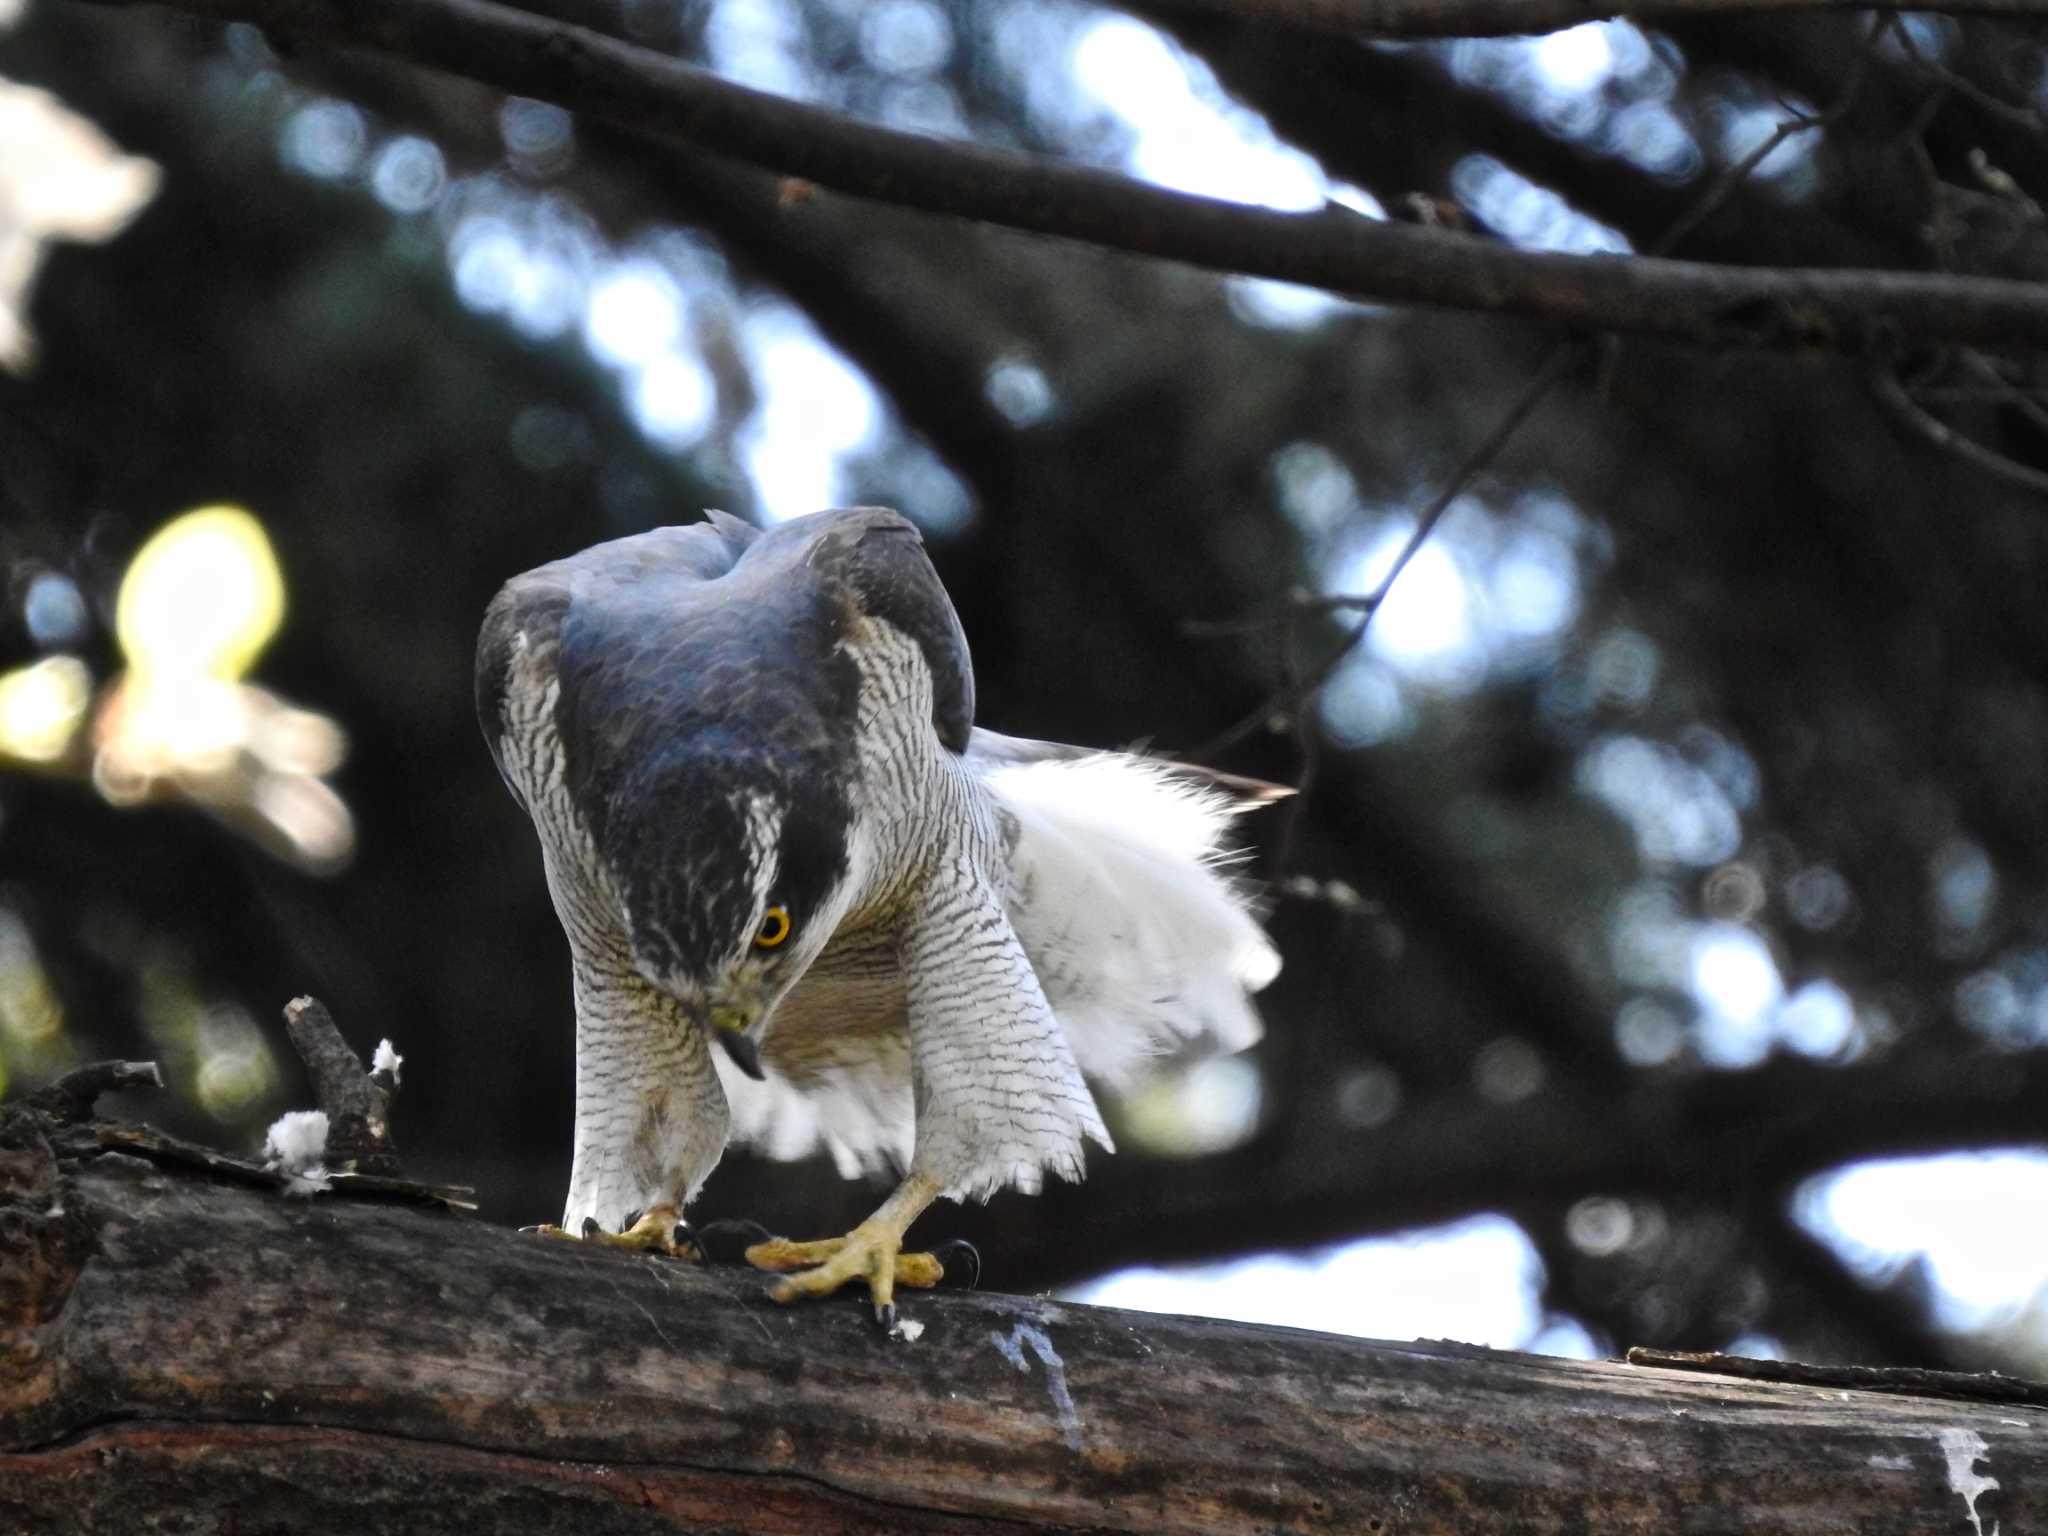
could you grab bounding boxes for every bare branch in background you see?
[1871,363,2048,496]
[1191,341,1581,772]
[1646,18,1891,260]
[1194,30,1887,852]
[74,0,2048,354]
[1957,349,2048,434]
[1887,18,2048,134]
[1142,0,2048,38]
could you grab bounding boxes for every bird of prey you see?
[477,507,1281,1322]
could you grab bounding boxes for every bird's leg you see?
[526,1200,697,1259]
[745,1172,945,1325]
[529,964,728,1263]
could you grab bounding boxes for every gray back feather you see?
[476,508,974,977]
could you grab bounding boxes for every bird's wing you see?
[966,727,1293,804]
[973,745,1281,1089]
[800,507,975,753]
[481,506,968,829]
[474,514,760,806]
[474,578,568,811]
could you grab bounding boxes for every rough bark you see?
[3,1104,2043,1534]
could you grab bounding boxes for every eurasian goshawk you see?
[477,508,1279,1321]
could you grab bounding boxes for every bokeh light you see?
[0,909,65,1057]
[1070,1214,1589,1353]
[1121,1054,1264,1155]
[1069,15,1328,211]
[0,654,91,764]
[1800,1153,2048,1333]
[369,135,447,215]
[279,98,367,180]
[23,570,88,645]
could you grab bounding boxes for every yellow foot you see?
[745,1229,943,1324]
[527,1202,697,1259]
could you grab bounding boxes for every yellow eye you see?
[755,905,792,949]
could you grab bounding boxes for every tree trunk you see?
[1,1100,2040,1534]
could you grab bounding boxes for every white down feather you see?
[981,752,1279,1089]
[713,1043,913,1181]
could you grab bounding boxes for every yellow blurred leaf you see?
[0,653,89,764]
[116,505,285,682]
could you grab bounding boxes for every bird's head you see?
[613,755,852,1082]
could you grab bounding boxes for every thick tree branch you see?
[81,0,2048,354]
[1148,7,1913,272]
[5,1126,2044,1533]
[1145,0,2048,37]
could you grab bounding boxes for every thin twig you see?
[1197,36,1882,827]
[1594,31,1886,397]
[78,1122,478,1208]
[1193,343,1581,764]
[1908,381,2048,416]
[1182,588,1380,640]
[1887,20,2048,134]
[1904,97,1960,273]
[1651,20,1889,260]
[1232,37,1878,665]
[1960,350,2048,435]
[1628,1348,2048,1406]
[1870,364,2048,497]
[76,0,2048,354]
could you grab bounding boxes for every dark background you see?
[4,0,2048,1370]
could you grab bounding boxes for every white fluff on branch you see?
[262,1108,331,1196]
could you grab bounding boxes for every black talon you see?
[931,1238,982,1290]
[674,1221,705,1262]
[621,1207,644,1231]
[876,1301,899,1332]
[581,1217,602,1239]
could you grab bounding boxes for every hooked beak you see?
[707,1002,765,1081]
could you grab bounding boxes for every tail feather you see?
[976,748,1281,1090]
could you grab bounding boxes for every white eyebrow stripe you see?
[738,791,785,952]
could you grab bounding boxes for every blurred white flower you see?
[0,76,160,371]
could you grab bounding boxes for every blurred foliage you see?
[3,0,2048,1370]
